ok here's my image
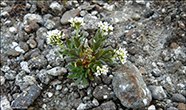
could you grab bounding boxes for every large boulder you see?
[112,61,152,109]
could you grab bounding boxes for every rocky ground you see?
[0,0,186,110]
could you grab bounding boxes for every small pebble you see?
[47,92,53,98]
[148,105,156,110]
[27,39,37,48]
[178,21,185,29]
[56,85,62,90]
[171,94,186,103]
[0,1,7,7]
[9,27,17,34]
[0,76,6,85]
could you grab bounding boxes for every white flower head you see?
[115,47,128,64]
[46,29,64,44]
[94,71,101,77]
[68,17,85,27]
[98,21,114,33]
[95,65,109,76]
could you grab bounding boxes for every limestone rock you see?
[60,9,80,24]
[112,61,152,108]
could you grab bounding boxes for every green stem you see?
[76,26,79,37]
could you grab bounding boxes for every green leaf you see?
[68,73,78,79]
[63,55,78,60]
[82,76,87,86]
[77,59,82,66]
[100,59,107,65]
[74,37,80,48]
[60,31,63,36]
[95,39,102,50]
[79,33,85,42]
[85,69,90,77]
[95,30,101,42]
[68,64,75,70]
[54,51,61,55]
[74,76,82,85]
[69,49,77,56]
[66,39,73,49]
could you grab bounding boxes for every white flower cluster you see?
[94,65,108,76]
[98,21,114,35]
[115,47,128,64]
[68,17,85,27]
[46,29,64,44]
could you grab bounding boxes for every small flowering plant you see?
[46,17,128,86]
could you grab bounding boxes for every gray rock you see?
[94,4,103,12]
[161,76,176,94]
[0,11,9,18]
[91,10,98,16]
[25,3,31,10]
[152,68,161,77]
[112,61,152,108]
[36,27,48,42]
[28,55,47,70]
[37,69,54,84]
[46,49,64,67]
[82,14,98,30]
[173,47,186,64]
[49,1,62,13]
[9,27,17,35]
[20,61,30,73]
[148,86,167,100]
[0,95,12,110]
[103,3,115,11]
[93,85,112,100]
[23,13,42,25]
[77,103,90,110]
[143,9,154,18]
[181,90,186,97]
[92,98,99,107]
[0,76,6,85]
[167,107,179,110]
[1,65,10,73]
[148,105,156,110]
[0,2,7,7]
[14,46,25,53]
[108,11,129,24]
[80,10,87,17]
[171,94,186,103]
[47,67,67,76]
[60,9,80,24]
[56,85,62,90]
[101,74,112,85]
[132,13,141,21]
[4,20,13,26]
[52,17,61,29]
[164,16,171,25]
[79,2,95,11]
[168,61,183,74]
[17,27,29,42]
[30,4,37,13]
[11,85,41,109]
[4,70,17,80]
[44,20,55,30]
[92,100,116,110]
[15,71,38,91]
[24,48,41,60]
[37,40,44,50]
[5,49,21,57]
[27,39,37,48]
[43,14,53,21]
[136,0,146,5]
